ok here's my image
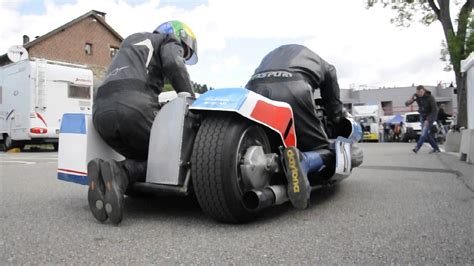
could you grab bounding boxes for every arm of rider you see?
[320,64,344,125]
[160,37,195,97]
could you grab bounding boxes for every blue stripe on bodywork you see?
[60,113,86,134]
[190,88,249,111]
[351,122,363,142]
[58,172,88,185]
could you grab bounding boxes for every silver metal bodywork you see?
[240,146,279,189]
[146,93,196,186]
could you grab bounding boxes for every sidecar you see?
[58,88,360,223]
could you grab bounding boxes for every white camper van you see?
[352,104,383,142]
[0,58,93,150]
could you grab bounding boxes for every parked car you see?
[402,111,442,143]
[402,112,421,142]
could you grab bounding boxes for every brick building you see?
[0,10,123,88]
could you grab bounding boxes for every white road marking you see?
[1,160,36,165]
[0,157,57,160]
[0,153,58,165]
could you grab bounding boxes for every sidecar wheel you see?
[191,113,271,223]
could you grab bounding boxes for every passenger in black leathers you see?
[88,21,198,224]
[246,44,345,209]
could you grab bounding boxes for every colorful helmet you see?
[154,21,198,65]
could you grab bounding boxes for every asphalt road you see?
[1,143,473,264]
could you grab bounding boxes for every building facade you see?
[339,84,458,117]
[0,10,123,89]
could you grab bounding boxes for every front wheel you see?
[191,113,271,223]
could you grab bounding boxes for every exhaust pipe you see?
[242,185,288,211]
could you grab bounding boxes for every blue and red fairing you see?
[189,88,297,148]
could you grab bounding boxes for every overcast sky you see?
[0,0,458,89]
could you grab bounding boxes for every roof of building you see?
[0,10,123,66]
[24,10,123,49]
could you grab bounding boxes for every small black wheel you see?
[191,113,271,223]
[4,135,23,151]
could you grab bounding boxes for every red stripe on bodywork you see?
[36,112,48,127]
[58,168,87,175]
[250,100,296,147]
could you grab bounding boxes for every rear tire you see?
[4,135,24,151]
[191,113,271,223]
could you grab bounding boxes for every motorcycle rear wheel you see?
[191,113,271,223]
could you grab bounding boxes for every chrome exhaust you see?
[242,185,288,211]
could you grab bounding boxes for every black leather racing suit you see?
[93,32,193,179]
[245,44,343,152]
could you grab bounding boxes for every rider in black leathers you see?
[88,21,198,225]
[246,44,346,210]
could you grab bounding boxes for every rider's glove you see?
[331,110,344,126]
[330,109,357,138]
[328,111,345,138]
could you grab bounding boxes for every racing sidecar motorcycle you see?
[58,88,362,223]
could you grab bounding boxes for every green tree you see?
[163,81,211,94]
[193,82,210,94]
[163,83,174,92]
[367,0,473,128]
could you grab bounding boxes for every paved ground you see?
[0,143,473,264]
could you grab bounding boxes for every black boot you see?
[119,159,147,183]
[101,159,129,225]
[315,149,336,179]
[87,158,107,222]
[282,147,311,209]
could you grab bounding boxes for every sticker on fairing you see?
[190,88,249,110]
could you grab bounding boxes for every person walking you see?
[393,122,402,142]
[405,85,440,153]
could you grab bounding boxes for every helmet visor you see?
[177,27,197,65]
[180,37,197,65]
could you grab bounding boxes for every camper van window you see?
[68,85,91,100]
[85,43,93,55]
[110,46,119,58]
